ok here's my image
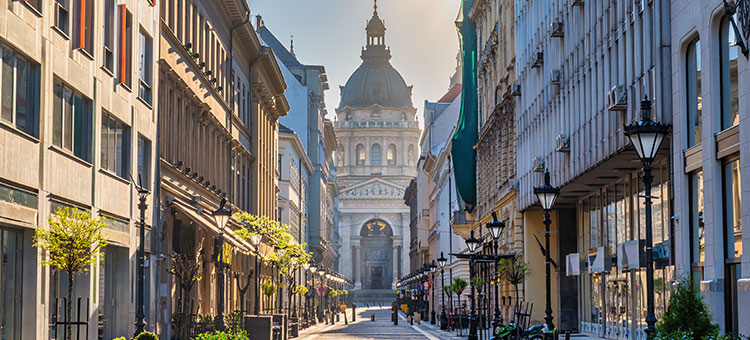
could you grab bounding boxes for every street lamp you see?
[212,199,232,331]
[248,232,263,315]
[465,231,480,340]
[437,252,448,329]
[534,170,560,332]
[624,96,669,340]
[486,211,506,330]
[309,263,318,324]
[429,261,437,324]
[134,185,150,336]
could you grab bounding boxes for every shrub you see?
[112,337,127,340]
[134,331,159,340]
[192,330,249,340]
[656,279,718,340]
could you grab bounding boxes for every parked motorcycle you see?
[492,322,549,340]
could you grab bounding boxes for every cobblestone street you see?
[299,307,464,340]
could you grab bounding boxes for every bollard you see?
[352,303,356,322]
[564,331,571,340]
[371,314,375,322]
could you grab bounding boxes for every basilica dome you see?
[338,4,413,110]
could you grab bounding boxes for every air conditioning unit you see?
[511,82,522,97]
[572,0,584,7]
[532,157,545,172]
[531,52,544,68]
[551,22,564,37]
[556,134,570,153]
[550,69,561,85]
[607,85,628,111]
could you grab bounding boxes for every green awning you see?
[451,0,477,210]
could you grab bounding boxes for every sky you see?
[247,0,462,121]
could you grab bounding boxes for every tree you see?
[498,258,531,303]
[168,251,202,340]
[471,277,486,293]
[33,207,107,340]
[452,278,468,311]
[656,278,718,339]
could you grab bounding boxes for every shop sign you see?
[617,240,645,272]
[654,242,670,260]
[566,253,580,276]
[589,247,611,273]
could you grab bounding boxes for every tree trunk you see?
[66,272,74,340]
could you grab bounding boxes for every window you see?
[278,153,283,180]
[55,0,70,37]
[73,0,94,55]
[686,39,702,147]
[23,0,43,14]
[370,144,382,165]
[138,136,152,188]
[118,5,133,87]
[689,171,705,266]
[1,44,39,137]
[53,80,92,162]
[723,159,742,259]
[356,144,365,165]
[0,228,23,340]
[101,111,130,178]
[387,144,397,165]
[719,16,740,130]
[138,29,153,104]
[103,0,115,72]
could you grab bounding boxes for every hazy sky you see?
[247,0,462,121]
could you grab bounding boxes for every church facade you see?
[335,3,419,290]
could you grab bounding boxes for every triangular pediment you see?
[340,178,406,200]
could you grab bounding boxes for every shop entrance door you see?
[370,266,383,289]
[605,275,631,339]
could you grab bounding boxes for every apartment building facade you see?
[670,0,749,335]
[0,0,159,339]
[515,0,672,337]
[155,0,287,338]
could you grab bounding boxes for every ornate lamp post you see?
[430,261,437,324]
[309,262,318,324]
[437,252,448,329]
[248,232,263,315]
[624,96,670,340]
[212,199,232,331]
[534,171,560,333]
[465,230,481,340]
[134,185,150,336]
[486,212,506,330]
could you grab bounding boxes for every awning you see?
[170,200,251,253]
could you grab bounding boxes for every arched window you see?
[356,144,366,165]
[370,144,382,165]
[719,16,739,130]
[387,144,397,165]
[686,38,702,147]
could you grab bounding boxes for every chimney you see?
[256,15,264,29]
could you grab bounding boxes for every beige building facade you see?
[0,0,159,339]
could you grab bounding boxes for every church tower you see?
[335,1,420,292]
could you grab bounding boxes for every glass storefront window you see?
[723,159,742,259]
[1,228,23,340]
[689,171,705,264]
[720,15,740,130]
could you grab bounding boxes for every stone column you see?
[392,245,399,288]
[354,245,362,289]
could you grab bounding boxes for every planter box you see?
[244,315,273,340]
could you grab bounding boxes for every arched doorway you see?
[360,220,393,289]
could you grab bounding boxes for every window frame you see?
[685,38,702,148]
[688,170,705,271]
[719,16,740,131]
[137,135,152,188]
[72,0,95,57]
[370,143,382,165]
[52,80,93,162]
[138,28,153,105]
[100,111,131,179]
[722,156,742,261]
[54,0,71,39]
[103,0,116,73]
[1,44,40,138]
[356,144,366,165]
